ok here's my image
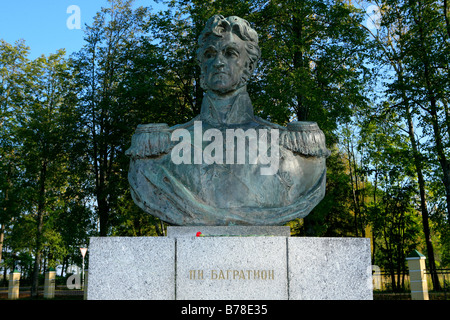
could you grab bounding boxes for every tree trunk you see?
[2,264,7,287]
[416,1,450,222]
[444,0,450,39]
[0,224,4,265]
[0,163,12,264]
[405,104,441,291]
[292,13,308,121]
[31,160,47,298]
[372,167,379,263]
[344,126,362,237]
[443,99,450,141]
[98,195,109,237]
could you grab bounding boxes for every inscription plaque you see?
[176,237,288,300]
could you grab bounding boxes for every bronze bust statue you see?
[126,15,330,226]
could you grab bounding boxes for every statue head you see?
[197,15,261,96]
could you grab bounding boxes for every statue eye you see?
[225,49,239,58]
[204,50,216,59]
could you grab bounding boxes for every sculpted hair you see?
[197,15,261,83]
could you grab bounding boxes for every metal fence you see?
[0,285,85,300]
[372,268,450,299]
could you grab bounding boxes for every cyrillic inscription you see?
[188,269,275,280]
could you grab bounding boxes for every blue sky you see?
[0,0,165,59]
[0,1,380,60]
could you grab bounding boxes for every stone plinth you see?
[406,250,429,300]
[8,271,20,300]
[87,228,373,300]
[87,237,175,300]
[44,270,56,299]
[167,226,291,237]
[288,237,373,300]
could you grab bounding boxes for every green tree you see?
[359,0,449,288]
[377,183,422,292]
[13,49,79,297]
[251,0,371,133]
[0,39,30,268]
[71,0,158,236]
[402,0,450,223]
[289,146,355,237]
[340,122,371,237]
[358,110,421,292]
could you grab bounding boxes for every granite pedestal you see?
[87,237,175,300]
[87,227,373,300]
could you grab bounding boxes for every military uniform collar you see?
[200,87,255,126]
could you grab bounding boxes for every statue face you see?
[200,32,248,95]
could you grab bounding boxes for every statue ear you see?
[249,61,255,72]
[247,60,255,74]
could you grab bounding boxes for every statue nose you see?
[213,54,225,69]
